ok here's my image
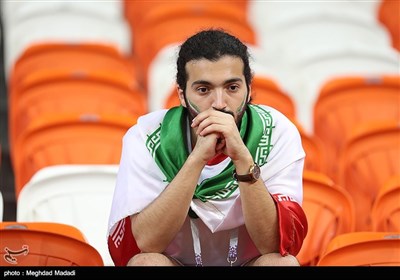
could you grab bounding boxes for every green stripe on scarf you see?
[146,105,273,202]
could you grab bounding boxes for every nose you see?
[212,88,227,110]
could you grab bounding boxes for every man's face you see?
[179,55,250,124]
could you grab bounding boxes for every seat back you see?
[338,120,400,231]
[297,170,355,266]
[0,221,104,266]
[12,113,135,197]
[9,42,137,91]
[4,11,131,76]
[313,75,400,181]
[371,175,400,232]
[9,70,146,151]
[294,121,326,173]
[317,231,400,266]
[16,164,118,266]
[248,76,296,119]
[133,3,255,87]
[378,0,400,51]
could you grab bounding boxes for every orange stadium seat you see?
[313,75,400,181]
[338,120,400,231]
[378,0,400,51]
[124,0,249,41]
[317,231,400,266]
[0,221,104,266]
[297,170,355,266]
[9,69,146,156]
[12,113,136,198]
[8,42,139,91]
[130,2,255,88]
[294,121,326,173]
[371,175,400,232]
[250,76,296,119]
[17,164,119,266]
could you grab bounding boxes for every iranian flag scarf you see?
[146,104,273,202]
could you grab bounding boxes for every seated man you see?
[107,29,308,266]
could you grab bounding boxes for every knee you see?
[127,252,177,266]
[250,253,300,266]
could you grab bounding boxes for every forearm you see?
[233,153,280,254]
[239,181,279,254]
[131,154,205,253]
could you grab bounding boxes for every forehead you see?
[185,56,244,83]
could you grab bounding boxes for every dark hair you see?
[176,28,252,94]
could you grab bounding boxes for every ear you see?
[177,86,187,107]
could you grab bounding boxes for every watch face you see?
[252,164,261,180]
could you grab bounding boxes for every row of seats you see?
[1,1,137,266]
[3,221,398,267]
[2,170,399,266]
[297,170,400,266]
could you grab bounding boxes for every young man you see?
[107,29,308,266]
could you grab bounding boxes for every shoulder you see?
[124,109,169,140]
[137,109,169,125]
[249,104,298,131]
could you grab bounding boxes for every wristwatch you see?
[233,162,261,183]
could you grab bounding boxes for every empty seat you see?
[131,2,255,88]
[124,0,249,34]
[313,75,400,180]
[297,170,355,266]
[378,0,400,51]
[294,121,326,173]
[0,221,104,266]
[9,69,146,153]
[4,11,131,77]
[17,164,119,266]
[12,113,136,197]
[317,231,400,266]
[9,42,138,91]
[371,175,400,232]
[338,120,400,231]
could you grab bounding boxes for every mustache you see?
[212,107,234,118]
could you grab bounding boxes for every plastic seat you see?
[371,175,400,232]
[2,0,123,24]
[0,221,104,266]
[12,113,136,198]
[316,231,400,266]
[338,120,400,231]
[249,76,296,119]
[131,3,255,88]
[9,69,146,153]
[16,164,119,266]
[3,11,131,76]
[378,0,400,51]
[124,0,249,33]
[297,170,355,266]
[313,75,400,181]
[8,42,138,91]
[294,122,326,173]
[248,1,384,50]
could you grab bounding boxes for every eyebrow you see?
[191,78,243,87]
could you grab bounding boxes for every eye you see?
[196,86,209,94]
[227,84,240,92]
